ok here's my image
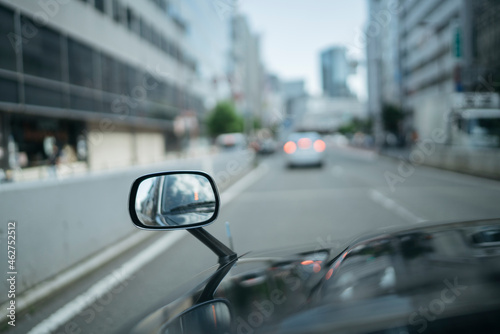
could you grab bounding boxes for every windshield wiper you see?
[168,201,215,213]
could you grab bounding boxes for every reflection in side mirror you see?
[162,300,232,334]
[129,171,220,230]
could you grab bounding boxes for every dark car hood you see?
[127,218,500,334]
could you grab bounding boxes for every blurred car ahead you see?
[256,137,278,154]
[215,133,247,151]
[283,132,326,168]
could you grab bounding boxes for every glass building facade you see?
[0,0,230,171]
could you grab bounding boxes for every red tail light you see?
[314,139,326,152]
[283,141,297,154]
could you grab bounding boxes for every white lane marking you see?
[0,231,152,322]
[369,189,427,224]
[221,163,269,206]
[27,163,269,334]
[27,231,187,334]
[331,165,344,177]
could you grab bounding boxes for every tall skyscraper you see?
[320,46,352,97]
[229,14,264,120]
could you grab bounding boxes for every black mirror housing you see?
[129,171,220,230]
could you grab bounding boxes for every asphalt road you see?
[7,146,500,334]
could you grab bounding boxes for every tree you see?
[206,101,244,137]
[252,116,262,130]
[338,117,373,135]
[381,104,404,134]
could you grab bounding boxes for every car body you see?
[126,171,500,334]
[125,218,500,333]
[257,138,278,155]
[283,132,326,168]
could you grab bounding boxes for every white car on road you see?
[283,132,326,168]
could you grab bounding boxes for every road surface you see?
[6,146,500,334]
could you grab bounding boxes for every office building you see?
[320,46,352,98]
[0,0,230,172]
[229,14,264,122]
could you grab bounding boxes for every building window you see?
[22,17,62,81]
[140,18,151,42]
[101,54,120,94]
[24,84,64,108]
[161,36,171,54]
[177,48,183,63]
[112,0,122,23]
[0,6,17,72]
[116,60,128,94]
[170,43,179,61]
[164,82,172,105]
[126,8,139,34]
[150,0,168,12]
[159,0,168,12]
[101,54,130,95]
[70,88,95,111]
[0,78,18,103]
[150,28,160,48]
[68,38,95,88]
[126,7,133,29]
[146,74,161,103]
[94,0,105,13]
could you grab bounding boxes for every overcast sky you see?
[237,0,368,99]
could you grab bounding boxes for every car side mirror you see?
[162,300,232,334]
[129,171,220,230]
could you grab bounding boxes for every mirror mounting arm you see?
[188,228,237,265]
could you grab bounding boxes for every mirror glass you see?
[163,300,232,334]
[134,173,217,228]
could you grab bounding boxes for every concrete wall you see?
[88,130,135,170]
[425,146,500,179]
[0,149,255,304]
[87,129,166,171]
[135,132,167,166]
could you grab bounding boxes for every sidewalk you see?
[1,143,217,184]
[378,146,411,161]
[379,144,500,180]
